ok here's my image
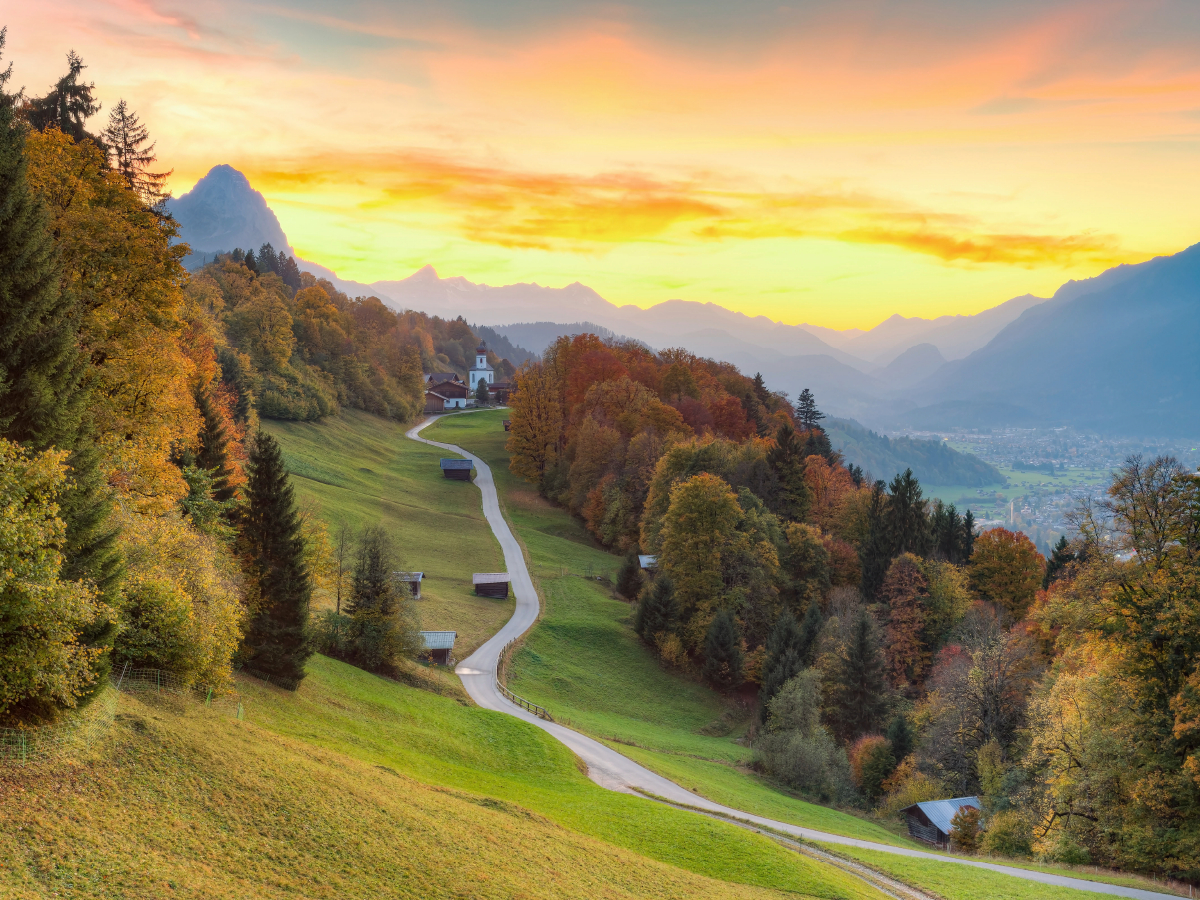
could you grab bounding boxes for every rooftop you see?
[440,458,473,470]
[901,797,980,834]
[419,631,457,651]
[472,573,511,584]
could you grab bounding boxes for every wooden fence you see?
[495,639,554,721]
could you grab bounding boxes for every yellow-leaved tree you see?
[0,439,110,721]
[24,127,199,513]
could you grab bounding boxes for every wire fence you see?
[0,666,245,766]
[495,638,554,721]
[0,687,118,765]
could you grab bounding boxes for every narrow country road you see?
[407,413,1178,900]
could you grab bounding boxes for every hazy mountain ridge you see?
[825,417,1003,487]
[165,165,1200,437]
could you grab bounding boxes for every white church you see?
[468,340,494,390]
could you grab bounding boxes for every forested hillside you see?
[507,329,1200,879]
[825,417,1002,486]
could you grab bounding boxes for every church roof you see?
[476,340,487,354]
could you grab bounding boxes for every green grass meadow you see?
[424,409,916,848]
[1,655,887,900]
[264,410,512,657]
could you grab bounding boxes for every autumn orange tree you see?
[968,527,1045,619]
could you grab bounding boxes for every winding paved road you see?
[408,413,1178,900]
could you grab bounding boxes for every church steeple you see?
[469,340,493,388]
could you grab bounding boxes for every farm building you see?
[440,458,473,480]
[503,419,511,431]
[473,573,511,598]
[900,797,980,848]
[393,571,424,599]
[638,554,658,570]
[425,374,469,410]
[419,631,457,666]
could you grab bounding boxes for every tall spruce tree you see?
[859,480,892,599]
[795,388,826,431]
[767,423,812,521]
[101,99,171,206]
[796,598,822,665]
[194,383,236,502]
[960,509,976,562]
[1043,535,1074,588]
[886,468,930,556]
[702,609,744,689]
[25,51,101,144]
[616,550,643,601]
[242,432,312,687]
[634,575,676,641]
[886,713,913,761]
[759,610,808,720]
[829,607,889,741]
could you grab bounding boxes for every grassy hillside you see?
[1,656,887,900]
[264,410,512,658]
[424,409,915,847]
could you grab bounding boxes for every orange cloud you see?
[247,150,1131,268]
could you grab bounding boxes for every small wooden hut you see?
[900,797,979,848]
[440,458,473,480]
[393,571,424,599]
[503,419,511,432]
[419,631,457,666]
[638,554,658,570]
[473,573,511,598]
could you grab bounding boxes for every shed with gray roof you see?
[440,458,473,480]
[900,797,980,848]
[418,631,457,666]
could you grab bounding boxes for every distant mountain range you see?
[167,164,1200,439]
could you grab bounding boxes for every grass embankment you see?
[826,845,1160,900]
[1,656,885,900]
[264,410,512,658]
[424,409,913,848]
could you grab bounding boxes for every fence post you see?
[206,687,213,705]
[237,703,244,721]
[19,731,26,764]
[115,662,130,691]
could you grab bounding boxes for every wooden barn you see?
[393,571,424,599]
[473,573,511,598]
[638,554,658,570]
[900,797,980,848]
[440,458,473,480]
[419,631,457,666]
[503,419,511,432]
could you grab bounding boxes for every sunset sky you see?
[7,1,1200,329]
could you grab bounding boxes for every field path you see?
[407,413,1177,900]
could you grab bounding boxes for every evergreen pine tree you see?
[859,480,892,599]
[767,423,812,521]
[886,468,930,556]
[217,347,255,425]
[616,550,643,600]
[702,609,744,688]
[101,99,171,206]
[829,607,889,741]
[1043,535,1074,588]
[886,713,913,761]
[759,610,803,720]
[346,525,398,617]
[194,383,236,502]
[795,388,826,431]
[930,500,965,562]
[25,51,102,143]
[0,87,85,450]
[959,509,976,562]
[244,248,258,273]
[796,597,822,666]
[751,372,771,405]
[242,432,312,687]
[634,575,676,641]
[475,378,489,404]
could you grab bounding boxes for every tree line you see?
[506,327,1200,879]
[0,37,425,724]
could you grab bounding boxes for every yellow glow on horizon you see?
[7,1,1200,329]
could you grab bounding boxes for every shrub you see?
[877,757,949,819]
[1039,830,1091,865]
[114,507,244,690]
[849,735,896,803]
[980,809,1033,858]
[949,806,981,853]
[758,669,855,803]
